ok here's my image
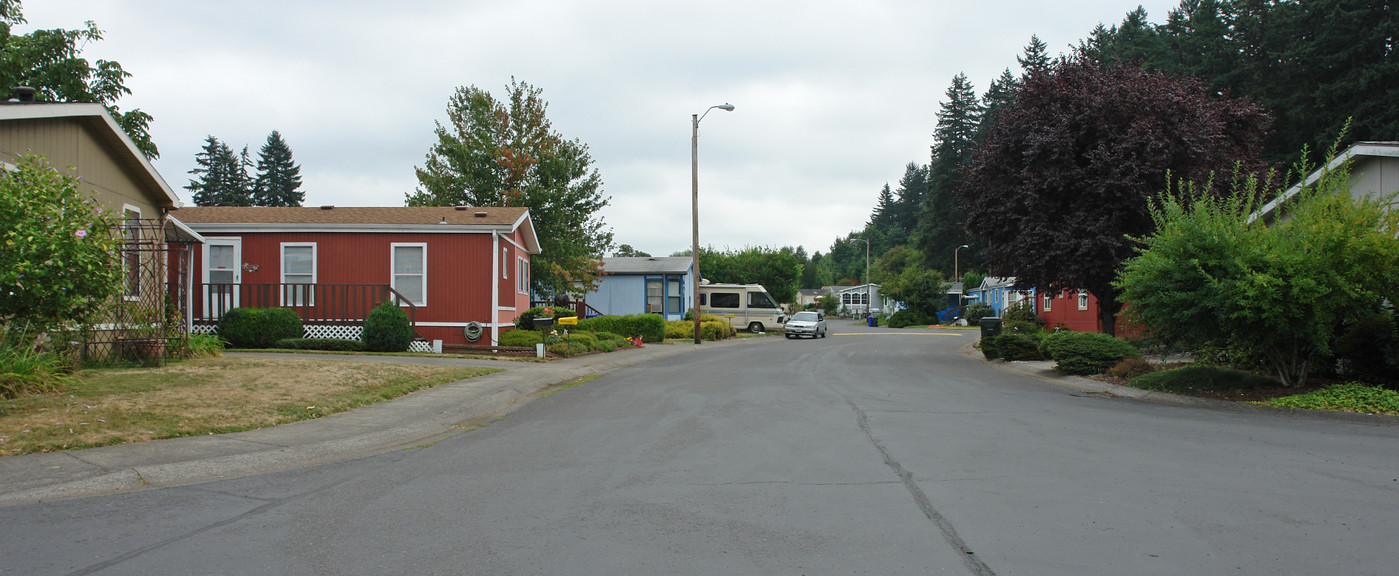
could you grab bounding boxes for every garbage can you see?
[979,317,1002,339]
[867,315,877,327]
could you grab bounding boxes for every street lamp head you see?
[717,103,735,111]
[959,244,969,249]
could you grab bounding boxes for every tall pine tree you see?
[252,130,304,207]
[915,73,981,275]
[187,136,253,206]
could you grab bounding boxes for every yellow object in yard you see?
[557,316,578,325]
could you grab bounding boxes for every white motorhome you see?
[697,283,785,333]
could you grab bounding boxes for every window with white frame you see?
[501,247,508,280]
[517,257,529,294]
[1043,294,1052,312]
[281,243,316,306]
[1078,290,1089,310]
[391,243,427,306]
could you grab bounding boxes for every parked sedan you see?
[783,311,828,339]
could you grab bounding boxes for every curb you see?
[0,338,748,506]
[968,341,1399,426]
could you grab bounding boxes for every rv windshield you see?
[748,291,778,309]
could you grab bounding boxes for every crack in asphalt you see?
[844,396,998,576]
[62,474,362,576]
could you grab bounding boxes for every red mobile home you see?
[175,206,539,347]
[1037,289,1139,336]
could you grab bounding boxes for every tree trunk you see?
[1093,288,1123,337]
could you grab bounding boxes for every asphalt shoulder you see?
[0,339,748,506]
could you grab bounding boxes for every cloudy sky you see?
[25,0,1177,257]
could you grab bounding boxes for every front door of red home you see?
[203,238,241,319]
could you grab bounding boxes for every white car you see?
[783,311,828,339]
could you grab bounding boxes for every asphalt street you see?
[2,323,1397,575]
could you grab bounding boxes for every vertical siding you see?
[187,230,500,343]
[0,118,163,216]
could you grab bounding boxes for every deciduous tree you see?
[1117,149,1399,386]
[960,53,1269,335]
[0,1,157,159]
[408,79,612,297]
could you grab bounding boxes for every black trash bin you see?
[979,317,1002,339]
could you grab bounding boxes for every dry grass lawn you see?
[0,357,496,455]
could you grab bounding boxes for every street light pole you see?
[856,237,870,318]
[955,244,969,306]
[692,103,734,345]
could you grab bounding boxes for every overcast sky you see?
[26,0,1178,257]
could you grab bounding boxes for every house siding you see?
[188,231,505,345]
[0,117,165,218]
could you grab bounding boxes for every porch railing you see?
[191,283,418,330]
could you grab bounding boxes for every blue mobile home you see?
[965,276,1036,316]
[585,257,696,320]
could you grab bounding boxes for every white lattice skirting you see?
[194,324,438,353]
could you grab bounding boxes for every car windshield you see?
[791,311,819,322]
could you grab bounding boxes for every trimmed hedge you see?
[666,319,736,341]
[217,307,303,348]
[1041,331,1139,375]
[565,331,598,348]
[273,338,366,352]
[514,306,578,331]
[499,329,544,347]
[981,333,1046,361]
[362,300,414,352]
[578,314,666,343]
[887,309,933,328]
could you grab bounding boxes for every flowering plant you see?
[0,156,123,331]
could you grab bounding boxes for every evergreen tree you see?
[1017,34,1053,77]
[252,130,304,207]
[979,68,1020,138]
[187,136,253,206]
[869,183,898,231]
[891,162,929,236]
[915,73,981,275]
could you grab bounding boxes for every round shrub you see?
[217,307,303,348]
[998,333,1046,360]
[887,309,933,328]
[362,300,414,352]
[215,308,259,348]
[498,329,544,347]
[1041,331,1139,375]
[965,302,993,325]
[514,306,578,331]
[566,331,598,349]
